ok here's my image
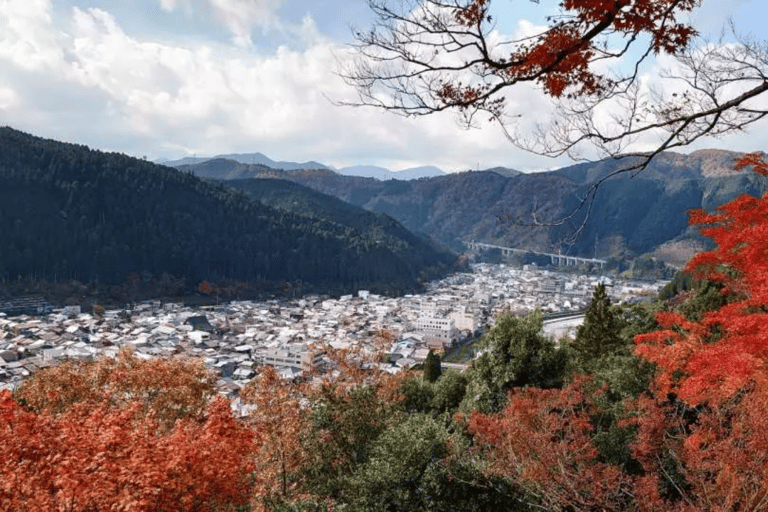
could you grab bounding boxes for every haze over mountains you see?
[160,153,449,180]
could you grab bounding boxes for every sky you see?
[0,0,766,172]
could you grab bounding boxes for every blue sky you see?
[0,0,766,172]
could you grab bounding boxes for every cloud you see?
[0,0,576,172]
[0,0,65,71]
[0,85,18,109]
[156,0,285,46]
[207,0,285,46]
[158,0,188,11]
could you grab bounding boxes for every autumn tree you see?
[344,1,768,176]
[628,154,768,510]
[0,390,258,512]
[467,377,635,511]
[198,280,214,294]
[240,365,313,507]
[16,346,218,429]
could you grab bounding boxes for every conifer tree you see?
[423,349,442,383]
[572,283,622,370]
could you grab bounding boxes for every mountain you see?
[161,152,330,171]
[483,167,521,178]
[177,152,764,266]
[0,127,455,295]
[165,154,447,181]
[336,165,446,180]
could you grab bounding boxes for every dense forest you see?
[0,127,455,299]
[176,150,768,264]
[5,153,768,511]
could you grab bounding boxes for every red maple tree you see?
[467,377,634,511]
[629,153,768,510]
[1,390,257,512]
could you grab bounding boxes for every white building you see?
[260,343,323,373]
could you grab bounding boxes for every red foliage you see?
[630,153,768,510]
[0,390,257,512]
[16,346,218,429]
[198,280,214,295]
[482,0,695,98]
[636,154,768,406]
[467,378,634,511]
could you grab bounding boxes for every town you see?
[0,264,668,403]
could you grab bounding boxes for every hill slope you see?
[0,127,454,294]
[175,151,768,264]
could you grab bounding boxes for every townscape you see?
[0,263,668,400]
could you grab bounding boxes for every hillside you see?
[175,150,767,265]
[0,127,455,296]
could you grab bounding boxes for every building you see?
[259,343,323,373]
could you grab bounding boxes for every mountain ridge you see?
[175,149,768,266]
[0,127,455,296]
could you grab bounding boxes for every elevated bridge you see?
[465,241,606,269]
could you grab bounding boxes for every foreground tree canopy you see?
[344,0,768,168]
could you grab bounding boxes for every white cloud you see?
[207,0,285,46]
[158,0,188,11]
[0,0,579,172]
[0,0,65,71]
[0,85,18,109]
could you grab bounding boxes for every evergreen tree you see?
[460,309,569,414]
[422,349,441,383]
[572,283,622,370]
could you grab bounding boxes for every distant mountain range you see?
[160,153,448,180]
[335,165,446,180]
[0,127,455,296]
[174,149,768,267]
[160,152,330,172]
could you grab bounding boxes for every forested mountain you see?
[0,127,454,295]
[177,150,768,263]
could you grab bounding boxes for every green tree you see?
[341,413,531,511]
[571,283,622,371]
[430,369,467,414]
[422,349,441,383]
[460,309,569,414]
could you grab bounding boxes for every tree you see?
[15,346,218,430]
[240,365,312,505]
[344,1,768,174]
[198,280,214,295]
[341,413,451,511]
[467,377,635,511]
[0,390,257,512]
[460,309,569,414]
[423,348,442,383]
[571,283,622,371]
[627,154,768,510]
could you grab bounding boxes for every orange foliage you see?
[467,378,634,511]
[241,365,312,506]
[0,390,257,512]
[16,346,218,429]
